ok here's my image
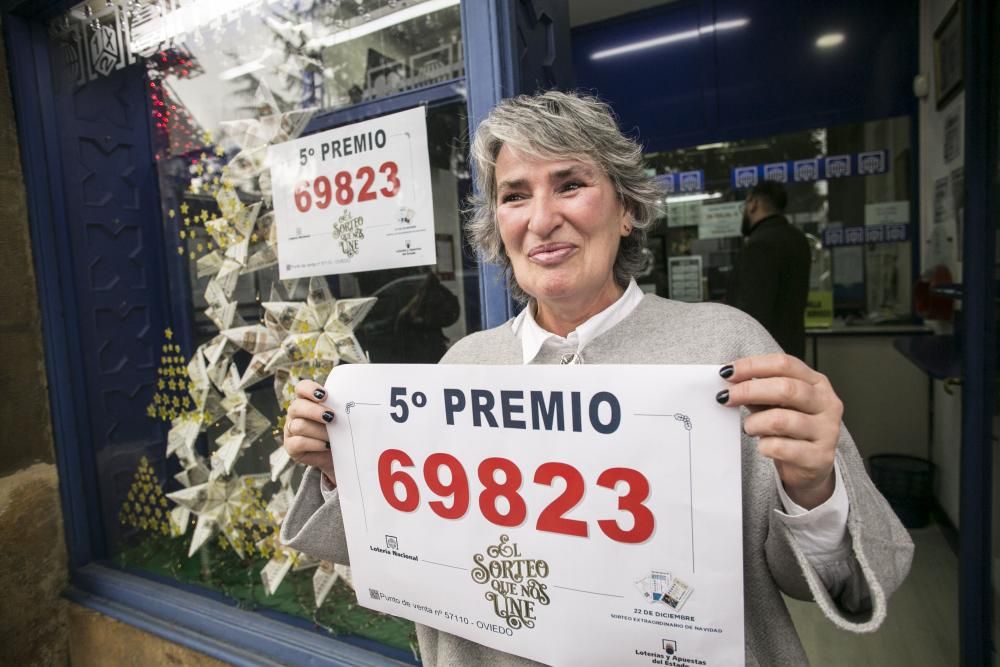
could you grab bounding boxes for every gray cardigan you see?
[281,295,914,666]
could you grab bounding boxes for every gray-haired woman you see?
[281,91,912,666]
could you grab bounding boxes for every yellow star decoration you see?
[180,202,190,215]
[119,456,185,537]
[146,328,191,423]
[202,131,213,144]
[168,209,176,219]
[215,145,226,157]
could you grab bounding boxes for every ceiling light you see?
[590,18,749,60]
[815,33,845,49]
[665,192,723,204]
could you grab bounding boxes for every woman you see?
[281,91,913,666]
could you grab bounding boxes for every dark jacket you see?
[727,214,812,359]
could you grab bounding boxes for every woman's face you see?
[495,145,630,317]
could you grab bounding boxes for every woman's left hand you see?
[716,353,844,510]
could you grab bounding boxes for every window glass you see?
[50,0,475,658]
[642,116,913,326]
[51,0,463,109]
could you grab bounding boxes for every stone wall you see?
[68,606,230,667]
[0,17,70,667]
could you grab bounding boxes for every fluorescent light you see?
[307,0,460,50]
[665,192,723,204]
[591,18,749,60]
[815,32,845,49]
[695,142,727,151]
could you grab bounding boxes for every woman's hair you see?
[466,90,663,303]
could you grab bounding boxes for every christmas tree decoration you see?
[119,456,187,537]
[147,328,192,423]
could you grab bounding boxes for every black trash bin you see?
[868,454,935,529]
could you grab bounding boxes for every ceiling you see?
[567,0,676,27]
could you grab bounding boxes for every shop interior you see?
[571,1,989,664]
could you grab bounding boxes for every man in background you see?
[727,181,811,359]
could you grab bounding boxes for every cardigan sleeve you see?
[730,314,914,630]
[764,426,914,630]
[279,467,351,566]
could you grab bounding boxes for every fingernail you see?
[322,411,334,423]
[325,442,331,449]
[719,364,734,379]
[313,388,326,400]
[715,389,730,405]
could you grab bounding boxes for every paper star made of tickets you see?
[166,474,270,558]
[263,276,376,373]
[208,363,272,480]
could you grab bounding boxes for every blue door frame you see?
[2,0,572,664]
[959,0,997,664]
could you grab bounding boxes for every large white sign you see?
[324,364,745,666]
[269,107,436,279]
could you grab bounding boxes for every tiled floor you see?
[786,524,959,666]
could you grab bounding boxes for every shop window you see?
[49,0,476,660]
[642,115,913,327]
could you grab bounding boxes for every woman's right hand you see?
[283,379,337,484]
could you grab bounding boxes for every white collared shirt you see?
[509,279,852,585]
[511,278,645,364]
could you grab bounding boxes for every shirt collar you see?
[510,279,644,364]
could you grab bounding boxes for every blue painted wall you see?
[572,0,918,152]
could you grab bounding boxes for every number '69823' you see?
[293,161,399,213]
[376,449,655,544]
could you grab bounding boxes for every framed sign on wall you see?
[934,2,963,110]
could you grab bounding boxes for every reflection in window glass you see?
[642,116,913,326]
[51,0,463,111]
[50,0,475,659]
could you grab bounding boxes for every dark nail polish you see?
[313,388,326,400]
[715,389,730,405]
[322,411,334,423]
[719,364,734,379]
[325,442,331,449]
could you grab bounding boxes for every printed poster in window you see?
[668,256,703,302]
[698,203,742,240]
[269,106,436,279]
